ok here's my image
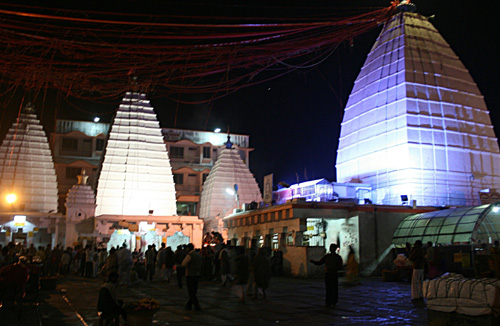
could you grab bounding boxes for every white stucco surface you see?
[336,12,500,206]
[95,92,177,216]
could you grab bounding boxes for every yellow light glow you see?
[6,193,16,204]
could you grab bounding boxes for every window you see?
[173,173,184,184]
[170,146,184,158]
[203,146,211,159]
[202,173,209,184]
[61,138,78,151]
[66,167,81,179]
[95,138,105,151]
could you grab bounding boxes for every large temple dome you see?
[336,11,500,206]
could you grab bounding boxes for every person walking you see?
[182,243,202,311]
[345,245,360,285]
[310,243,343,308]
[165,246,175,282]
[252,247,271,299]
[145,245,156,281]
[117,244,133,286]
[157,243,167,281]
[409,240,425,301]
[219,243,231,287]
[246,239,258,296]
[232,246,249,302]
[175,245,187,288]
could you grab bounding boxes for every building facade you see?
[50,119,109,213]
[224,199,437,277]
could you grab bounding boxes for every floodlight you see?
[6,193,16,204]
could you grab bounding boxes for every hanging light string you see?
[0,2,397,103]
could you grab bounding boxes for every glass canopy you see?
[392,202,500,246]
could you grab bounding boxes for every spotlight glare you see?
[6,193,16,204]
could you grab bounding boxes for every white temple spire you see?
[199,137,262,232]
[336,11,500,206]
[95,92,177,216]
[0,102,58,212]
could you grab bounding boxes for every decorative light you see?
[214,128,221,133]
[14,215,26,226]
[6,193,16,204]
[94,117,100,123]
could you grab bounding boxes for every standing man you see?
[145,245,156,282]
[157,243,167,281]
[310,243,343,308]
[175,245,187,288]
[182,243,202,311]
[409,240,425,301]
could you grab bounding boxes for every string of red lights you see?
[0,2,398,103]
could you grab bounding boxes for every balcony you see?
[175,184,201,196]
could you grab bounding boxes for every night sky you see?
[0,1,499,190]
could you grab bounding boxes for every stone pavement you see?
[1,275,428,326]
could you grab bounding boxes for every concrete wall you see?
[357,209,414,275]
[281,246,325,278]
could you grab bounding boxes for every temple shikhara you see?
[94,92,203,250]
[336,7,500,206]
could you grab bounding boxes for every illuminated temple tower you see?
[95,92,177,216]
[95,92,203,249]
[336,6,500,206]
[0,103,58,212]
[199,137,262,234]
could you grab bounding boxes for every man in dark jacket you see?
[182,243,202,311]
[310,243,343,308]
[409,240,425,301]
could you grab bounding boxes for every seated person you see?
[97,272,127,323]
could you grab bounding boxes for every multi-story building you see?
[162,128,253,216]
[50,121,253,215]
[49,120,110,212]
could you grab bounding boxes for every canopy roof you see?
[392,202,500,246]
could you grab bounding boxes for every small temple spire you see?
[77,169,89,185]
[396,0,416,13]
[225,134,233,149]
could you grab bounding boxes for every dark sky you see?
[1,1,499,190]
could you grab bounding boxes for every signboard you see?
[479,191,500,205]
[263,174,273,204]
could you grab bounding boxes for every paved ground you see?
[1,274,428,326]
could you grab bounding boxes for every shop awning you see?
[392,202,500,246]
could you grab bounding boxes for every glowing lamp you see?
[214,128,221,133]
[94,117,100,123]
[493,206,500,213]
[6,193,16,204]
[226,188,235,196]
[14,215,26,227]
